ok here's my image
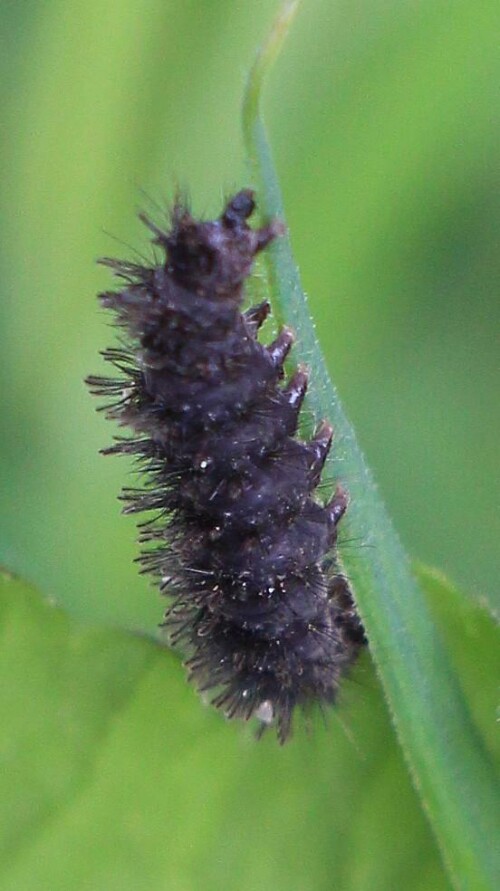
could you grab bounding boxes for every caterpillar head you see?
[164,190,284,298]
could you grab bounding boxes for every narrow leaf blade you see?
[242,7,500,889]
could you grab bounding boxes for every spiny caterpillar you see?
[87,189,364,741]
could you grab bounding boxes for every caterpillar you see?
[87,189,364,741]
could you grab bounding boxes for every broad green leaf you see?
[1,568,498,891]
[415,564,499,765]
[0,569,456,891]
[242,4,500,889]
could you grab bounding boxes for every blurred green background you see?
[1,0,498,631]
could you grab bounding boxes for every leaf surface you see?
[0,569,465,891]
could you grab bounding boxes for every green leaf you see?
[0,569,454,891]
[242,5,500,889]
[2,567,498,890]
[415,564,499,766]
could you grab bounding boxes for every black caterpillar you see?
[87,189,364,741]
